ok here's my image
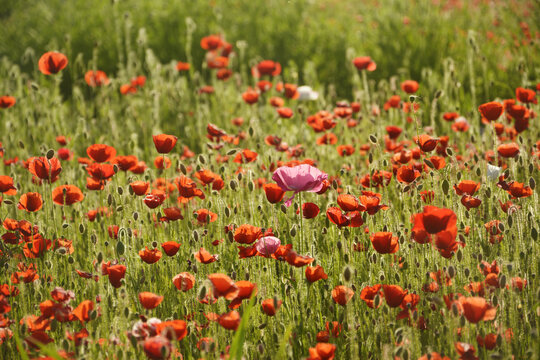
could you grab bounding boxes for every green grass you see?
[0,0,539,359]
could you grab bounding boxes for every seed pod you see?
[180,163,187,175]
[46,149,55,159]
[198,286,207,300]
[441,179,449,195]
[499,274,507,288]
[116,241,125,255]
[448,266,456,278]
[343,266,352,282]
[290,226,297,237]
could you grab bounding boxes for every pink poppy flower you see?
[272,164,328,206]
[255,236,281,256]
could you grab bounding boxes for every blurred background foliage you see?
[0,0,538,100]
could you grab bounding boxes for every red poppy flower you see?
[155,320,188,341]
[453,180,481,196]
[360,284,382,308]
[120,84,137,95]
[385,125,402,139]
[52,185,84,205]
[143,336,171,360]
[253,60,281,77]
[139,247,162,264]
[302,202,320,219]
[194,247,217,264]
[38,51,68,75]
[412,205,457,237]
[72,300,94,323]
[283,83,299,99]
[353,56,376,71]
[176,61,190,71]
[331,285,354,306]
[130,181,149,196]
[138,292,163,310]
[0,96,16,109]
[382,285,408,307]
[443,112,459,121]
[428,156,446,170]
[263,183,286,204]
[28,156,62,183]
[172,272,195,292]
[209,274,239,300]
[229,281,258,309]
[515,87,536,103]
[370,232,399,254]
[477,333,498,350]
[337,194,360,212]
[497,143,519,158]
[285,251,314,267]
[242,88,259,104]
[305,265,328,283]
[86,144,116,163]
[233,224,262,244]
[0,176,17,195]
[458,297,497,323]
[155,242,179,258]
[218,311,240,330]
[316,133,338,145]
[326,207,350,228]
[337,145,355,156]
[86,163,115,180]
[194,208,217,225]
[460,195,482,210]
[233,149,258,164]
[153,134,178,154]
[261,298,282,316]
[107,264,126,288]
[144,194,165,209]
[415,134,439,152]
[396,164,421,184]
[401,80,419,94]
[18,192,43,212]
[84,70,110,87]
[277,107,294,118]
[200,34,223,50]
[478,101,503,121]
[112,155,138,171]
[507,181,532,198]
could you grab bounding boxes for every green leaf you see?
[229,295,256,360]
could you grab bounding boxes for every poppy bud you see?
[369,134,377,144]
[229,180,237,190]
[448,266,456,278]
[280,204,287,214]
[290,226,297,237]
[198,286,207,301]
[343,266,352,282]
[499,275,507,288]
[373,295,381,308]
[116,241,125,255]
[193,230,199,242]
[530,177,536,190]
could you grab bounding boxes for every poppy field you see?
[0,1,539,359]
